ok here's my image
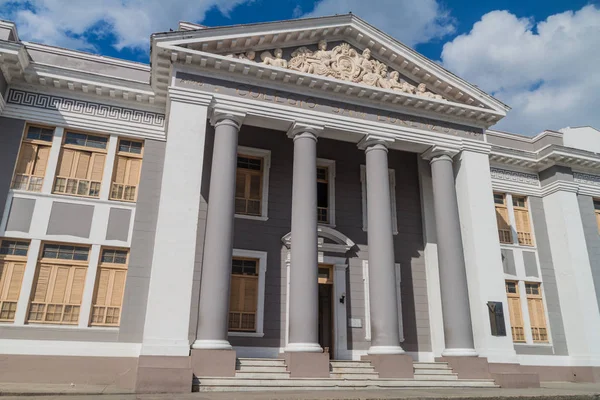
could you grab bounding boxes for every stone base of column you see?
[436,356,491,380]
[135,356,192,393]
[361,354,414,378]
[191,349,236,377]
[284,352,330,378]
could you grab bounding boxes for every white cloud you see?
[0,0,252,52]
[303,0,455,47]
[441,5,600,135]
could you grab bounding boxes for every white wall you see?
[561,127,600,154]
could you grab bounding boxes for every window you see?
[513,196,534,246]
[228,257,259,332]
[505,281,525,342]
[525,282,548,343]
[593,199,600,233]
[11,125,54,192]
[360,165,398,234]
[235,155,263,216]
[27,243,89,325]
[317,166,329,224]
[0,239,29,322]
[494,193,513,244]
[53,131,107,198]
[110,138,143,202]
[91,249,128,326]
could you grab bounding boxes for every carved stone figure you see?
[416,83,444,100]
[239,51,256,61]
[289,40,332,76]
[261,48,287,68]
[381,71,404,91]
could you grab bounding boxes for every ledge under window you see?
[228,331,265,338]
[235,214,269,222]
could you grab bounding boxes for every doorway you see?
[318,264,334,359]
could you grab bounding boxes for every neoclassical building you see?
[1,14,600,393]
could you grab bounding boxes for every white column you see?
[41,127,64,194]
[99,134,119,201]
[453,149,517,363]
[13,239,41,325]
[78,244,101,328]
[140,92,212,356]
[542,184,600,364]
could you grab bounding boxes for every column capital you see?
[357,134,394,151]
[287,122,323,141]
[421,145,460,163]
[210,107,246,129]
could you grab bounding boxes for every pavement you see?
[1,382,600,399]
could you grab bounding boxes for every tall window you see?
[235,155,263,216]
[513,196,534,246]
[53,132,108,198]
[11,125,54,192]
[0,239,29,322]
[27,244,89,325]
[505,281,525,342]
[526,282,548,343]
[593,199,600,233]
[91,248,128,326]
[228,257,259,332]
[317,166,329,224]
[494,193,512,244]
[110,139,143,202]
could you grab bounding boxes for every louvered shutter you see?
[243,278,258,312]
[230,276,242,312]
[58,149,76,177]
[51,267,69,303]
[126,159,141,186]
[15,143,36,175]
[95,269,110,306]
[6,263,25,301]
[90,153,106,181]
[74,152,91,179]
[110,270,126,307]
[113,156,127,184]
[32,265,51,303]
[68,267,86,304]
[507,296,525,342]
[33,146,51,177]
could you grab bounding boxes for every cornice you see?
[540,180,579,196]
[489,144,600,173]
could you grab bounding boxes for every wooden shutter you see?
[527,285,548,343]
[6,263,25,301]
[74,152,90,179]
[58,149,76,177]
[113,156,127,184]
[91,267,127,326]
[126,159,141,186]
[90,153,106,181]
[32,265,51,303]
[32,146,51,177]
[494,194,513,244]
[51,267,70,303]
[596,209,600,234]
[69,267,87,304]
[514,207,534,246]
[15,143,37,175]
[507,297,525,342]
[228,274,258,331]
[0,262,25,321]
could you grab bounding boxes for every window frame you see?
[110,138,144,203]
[360,165,398,234]
[525,281,549,343]
[0,238,29,322]
[234,146,271,221]
[495,192,537,248]
[512,195,535,247]
[494,192,513,244]
[228,248,267,337]
[317,158,336,228]
[90,247,129,327]
[11,124,55,193]
[593,198,600,234]
[505,280,526,343]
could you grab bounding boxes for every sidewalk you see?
[1,382,600,399]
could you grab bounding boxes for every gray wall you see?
[539,165,574,186]
[501,249,516,275]
[195,125,429,352]
[46,202,94,238]
[577,195,600,313]
[118,139,166,343]
[525,196,568,355]
[0,117,25,220]
[5,197,35,233]
[106,208,132,241]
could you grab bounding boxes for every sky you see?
[1,0,599,136]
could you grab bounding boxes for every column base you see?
[284,352,329,378]
[191,339,232,350]
[362,353,414,378]
[191,349,236,377]
[441,348,478,357]
[436,356,491,380]
[367,345,405,355]
[284,342,323,353]
[135,356,192,393]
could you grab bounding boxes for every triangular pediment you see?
[152,14,509,126]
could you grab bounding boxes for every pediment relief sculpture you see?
[227,40,445,100]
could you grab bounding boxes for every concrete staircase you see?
[194,358,498,392]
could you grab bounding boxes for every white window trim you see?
[228,248,267,338]
[317,158,336,228]
[360,165,398,235]
[235,146,271,221]
[362,260,404,342]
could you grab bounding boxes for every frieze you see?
[176,72,483,140]
[574,172,600,186]
[7,89,165,127]
[490,167,539,186]
[227,41,446,101]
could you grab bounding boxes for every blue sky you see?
[1,0,599,135]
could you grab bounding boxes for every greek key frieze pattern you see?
[574,172,600,186]
[7,89,165,127]
[490,167,539,186]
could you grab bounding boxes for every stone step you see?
[330,373,380,379]
[195,377,498,391]
[414,369,455,375]
[413,362,450,369]
[330,367,377,373]
[236,358,286,367]
[329,361,373,368]
[235,372,290,379]
[237,365,289,373]
[414,374,459,381]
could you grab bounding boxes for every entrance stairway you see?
[194,358,498,391]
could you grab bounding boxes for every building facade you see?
[1,14,600,392]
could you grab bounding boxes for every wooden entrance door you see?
[318,264,334,359]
